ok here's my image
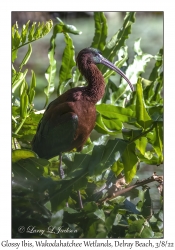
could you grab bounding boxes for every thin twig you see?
[99,174,163,204]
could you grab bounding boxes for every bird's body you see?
[32,48,133,160]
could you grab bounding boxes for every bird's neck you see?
[82,64,105,104]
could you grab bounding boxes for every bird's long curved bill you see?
[100,56,134,91]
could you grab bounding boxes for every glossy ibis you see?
[32,47,133,206]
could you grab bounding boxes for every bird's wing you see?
[32,103,78,159]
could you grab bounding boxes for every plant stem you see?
[14,117,26,134]
[129,123,156,145]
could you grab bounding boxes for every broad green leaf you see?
[83,202,98,213]
[49,209,64,228]
[19,43,32,71]
[63,154,91,179]
[135,137,147,155]
[96,104,134,121]
[13,157,49,181]
[126,218,154,238]
[137,151,160,165]
[58,33,76,95]
[95,114,122,135]
[89,139,127,176]
[91,12,107,51]
[64,207,79,214]
[121,142,138,183]
[12,149,37,163]
[94,209,105,222]
[136,78,153,129]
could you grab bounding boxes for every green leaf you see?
[28,22,36,41]
[56,17,82,35]
[95,113,122,135]
[149,48,163,82]
[21,21,30,44]
[86,220,107,238]
[101,12,136,73]
[96,104,134,121]
[147,122,163,162]
[102,47,130,102]
[63,154,91,180]
[135,137,147,155]
[83,202,98,213]
[20,91,29,119]
[13,30,21,48]
[28,70,36,104]
[89,139,127,176]
[111,160,124,176]
[58,33,76,95]
[16,112,43,142]
[13,157,49,181]
[122,38,153,87]
[44,36,57,107]
[91,12,107,51]
[105,206,119,232]
[12,149,37,163]
[19,80,28,97]
[19,43,32,71]
[12,69,28,93]
[121,142,138,183]
[41,20,53,36]
[12,20,53,52]
[94,209,105,222]
[136,78,153,129]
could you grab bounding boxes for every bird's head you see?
[76,47,103,66]
[76,48,134,91]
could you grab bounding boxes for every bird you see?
[32,47,133,206]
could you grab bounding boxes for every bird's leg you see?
[77,190,83,209]
[58,153,69,208]
[59,153,64,179]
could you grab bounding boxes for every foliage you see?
[12,12,163,238]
